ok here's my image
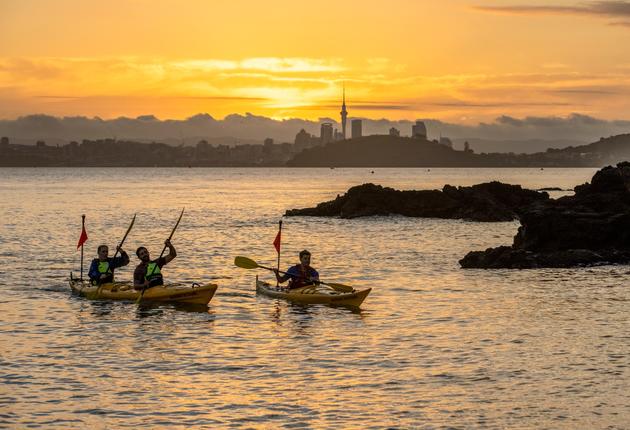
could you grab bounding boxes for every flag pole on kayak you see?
[273,220,282,287]
[77,214,88,281]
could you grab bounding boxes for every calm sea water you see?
[1,167,628,429]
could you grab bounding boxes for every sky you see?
[2,0,630,123]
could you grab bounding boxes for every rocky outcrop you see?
[460,162,630,268]
[285,182,548,222]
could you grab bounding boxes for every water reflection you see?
[84,300,117,318]
[135,304,167,319]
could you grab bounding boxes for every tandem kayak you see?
[256,277,371,307]
[69,279,218,305]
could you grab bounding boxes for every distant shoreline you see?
[0,165,602,169]
[2,133,629,168]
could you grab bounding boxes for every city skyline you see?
[2,0,630,122]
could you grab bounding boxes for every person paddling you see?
[133,239,177,290]
[88,244,130,285]
[274,249,319,289]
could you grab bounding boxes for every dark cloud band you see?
[474,1,630,26]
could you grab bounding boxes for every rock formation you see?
[460,162,630,268]
[285,182,548,222]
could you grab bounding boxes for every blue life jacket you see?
[288,265,318,289]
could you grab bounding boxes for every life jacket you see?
[145,261,164,287]
[288,265,316,289]
[91,259,113,285]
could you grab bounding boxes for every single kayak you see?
[69,279,218,305]
[256,277,371,307]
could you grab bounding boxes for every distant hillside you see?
[287,136,479,167]
[457,138,585,154]
[546,134,630,164]
[286,134,630,167]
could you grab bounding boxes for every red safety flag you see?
[273,229,281,254]
[77,225,88,250]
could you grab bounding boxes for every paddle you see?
[96,213,136,294]
[137,208,185,304]
[234,256,355,293]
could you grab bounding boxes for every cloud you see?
[239,58,344,73]
[299,102,413,111]
[549,88,617,94]
[2,112,630,155]
[474,1,630,26]
[171,58,344,73]
[35,95,83,99]
[426,101,573,108]
[3,57,630,121]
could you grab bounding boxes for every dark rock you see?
[285,182,548,222]
[536,187,565,191]
[461,162,630,268]
[460,247,630,269]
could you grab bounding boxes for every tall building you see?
[294,129,320,152]
[412,120,427,139]
[351,119,363,139]
[340,84,348,139]
[320,122,334,145]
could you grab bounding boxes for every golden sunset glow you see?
[2,0,630,122]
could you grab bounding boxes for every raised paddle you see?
[137,208,185,304]
[96,213,136,295]
[234,256,355,293]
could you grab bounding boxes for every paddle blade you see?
[325,282,355,293]
[234,256,259,269]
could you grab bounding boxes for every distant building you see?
[320,122,334,145]
[340,85,348,139]
[294,129,319,152]
[334,129,344,141]
[351,119,363,139]
[36,140,46,148]
[464,141,473,153]
[411,121,427,139]
[439,136,453,148]
[263,138,274,154]
[195,140,210,158]
[389,127,400,137]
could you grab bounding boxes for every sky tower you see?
[340,84,348,139]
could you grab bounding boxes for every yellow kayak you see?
[256,277,371,307]
[69,279,218,305]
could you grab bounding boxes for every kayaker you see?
[133,239,177,290]
[274,249,320,289]
[88,244,130,285]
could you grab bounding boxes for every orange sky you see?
[2,0,630,123]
